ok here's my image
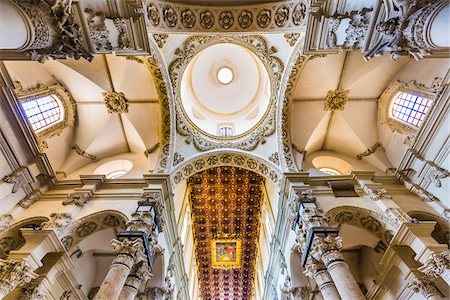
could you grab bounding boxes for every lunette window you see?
[391,92,432,127]
[21,95,63,131]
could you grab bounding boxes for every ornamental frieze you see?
[143,0,306,33]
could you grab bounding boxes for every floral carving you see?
[76,222,97,237]
[418,251,450,278]
[102,91,129,113]
[181,9,196,28]
[64,192,90,206]
[324,89,349,111]
[200,11,214,29]
[275,6,289,27]
[163,6,177,27]
[219,11,234,29]
[408,276,439,296]
[60,236,73,251]
[335,211,353,223]
[257,9,271,28]
[147,4,160,26]
[284,33,301,47]
[238,10,253,28]
[0,259,38,296]
[292,3,306,25]
[42,212,72,232]
[360,216,381,232]
[84,8,112,52]
[153,34,168,48]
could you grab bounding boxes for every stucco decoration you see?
[153,34,168,48]
[102,91,129,113]
[14,81,76,151]
[378,80,439,143]
[0,217,49,256]
[169,35,283,151]
[171,151,281,187]
[143,0,306,33]
[277,45,325,172]
[323,89,349,111]
[325,206,398,244]
[58,210,127,252]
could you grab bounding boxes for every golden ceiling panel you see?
[189,166,264,300]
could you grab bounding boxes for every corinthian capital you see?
[140,189,166,232]
[310,235,344,266]
[408,276,439,297]
[419,251,450,278]
[0,259,38,297]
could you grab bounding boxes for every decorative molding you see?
[143,0,306,33]
[72,144,96,161]
[323,89,349,111]
[418,251,450,279]
[284,33,300,47]
[84,8,112,52]
[63,192,90,207]
[13,0,92,61]
[409,148,449,188]
[172,152,184,166]
[144,143,160,158]
[357,142,383,160]
[14,81,77,151]
[2,169,26,193]
[18,191,41,209]
[140,190,165,232]
[153,33,168,48]
[170,35,282,152]
[55,171,67,180]
[268,152,280,165]
[42,213,72,233]
[0,259,38,296]
[171,151,281,186]
[102,91,129,113]
[0,215,13,235]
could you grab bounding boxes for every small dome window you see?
[94,159,133,179]
[319,167,342,176]
[391,92,432,127]
[21,95,64,132]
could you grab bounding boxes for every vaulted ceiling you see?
[188,167,264,300]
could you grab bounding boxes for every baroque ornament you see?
[153,34,168,48]
[64,192,90,206]
[324,89,349,111]
[170,35,283,152]
[0,259,38,296]
[144,0,305,32]
[418,251,450,278]
[102,91,129,113]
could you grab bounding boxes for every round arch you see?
[170,150,281,187]
[58,210,127,252]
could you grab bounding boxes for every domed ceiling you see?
[181,43,271,138]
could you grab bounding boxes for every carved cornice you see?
[170,35,283,152]
[143,0,307,33]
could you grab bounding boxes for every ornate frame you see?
[169,35,284,151]
[211,238,242,269]
[14,81,76,151]
[378,80,438,142]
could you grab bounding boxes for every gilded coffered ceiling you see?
[188,166,264,299]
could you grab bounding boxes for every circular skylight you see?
[217,67,233,85]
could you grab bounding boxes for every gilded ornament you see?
[200,10,214,29]
[147,4,160,26]
[292,3,306,25]
[324,89,349,111]
[238,10,253,28]
[284,33,301,47]
[181,9,196,28]
[257,9,271,28]
[102,91,129,113]
[163,6,177,28]
[219,11,234,29]
[275,5,289,27]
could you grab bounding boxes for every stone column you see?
[312,235,364,300]
[419,251,450,286]
[0,259,38,298]
[119,261,152,300]
[94,239,146,300]
[409,276,443,300]
[304,258,341,300]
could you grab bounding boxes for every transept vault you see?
[0,0,449,299]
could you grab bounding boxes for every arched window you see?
[379,80,438,142]
[14,81,76,151]
[319,167,342,176]
[390,92,432,127]
[21,95,64,131]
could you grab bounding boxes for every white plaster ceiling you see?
[4,54,162,178]
[291,51,411,170]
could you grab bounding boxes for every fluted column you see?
[419,251,450,286]
[304,258,341,300]
[409,276,443,300]
[311,236,364,300]
[119,261,152,300]
[95,239,146,300]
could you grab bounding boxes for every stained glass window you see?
[21,95,63,131]
[391,92,432,127]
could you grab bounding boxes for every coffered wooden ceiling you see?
[188,167,264,300]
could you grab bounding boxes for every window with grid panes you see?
[391,92,432,127]
[21,95,63,131]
